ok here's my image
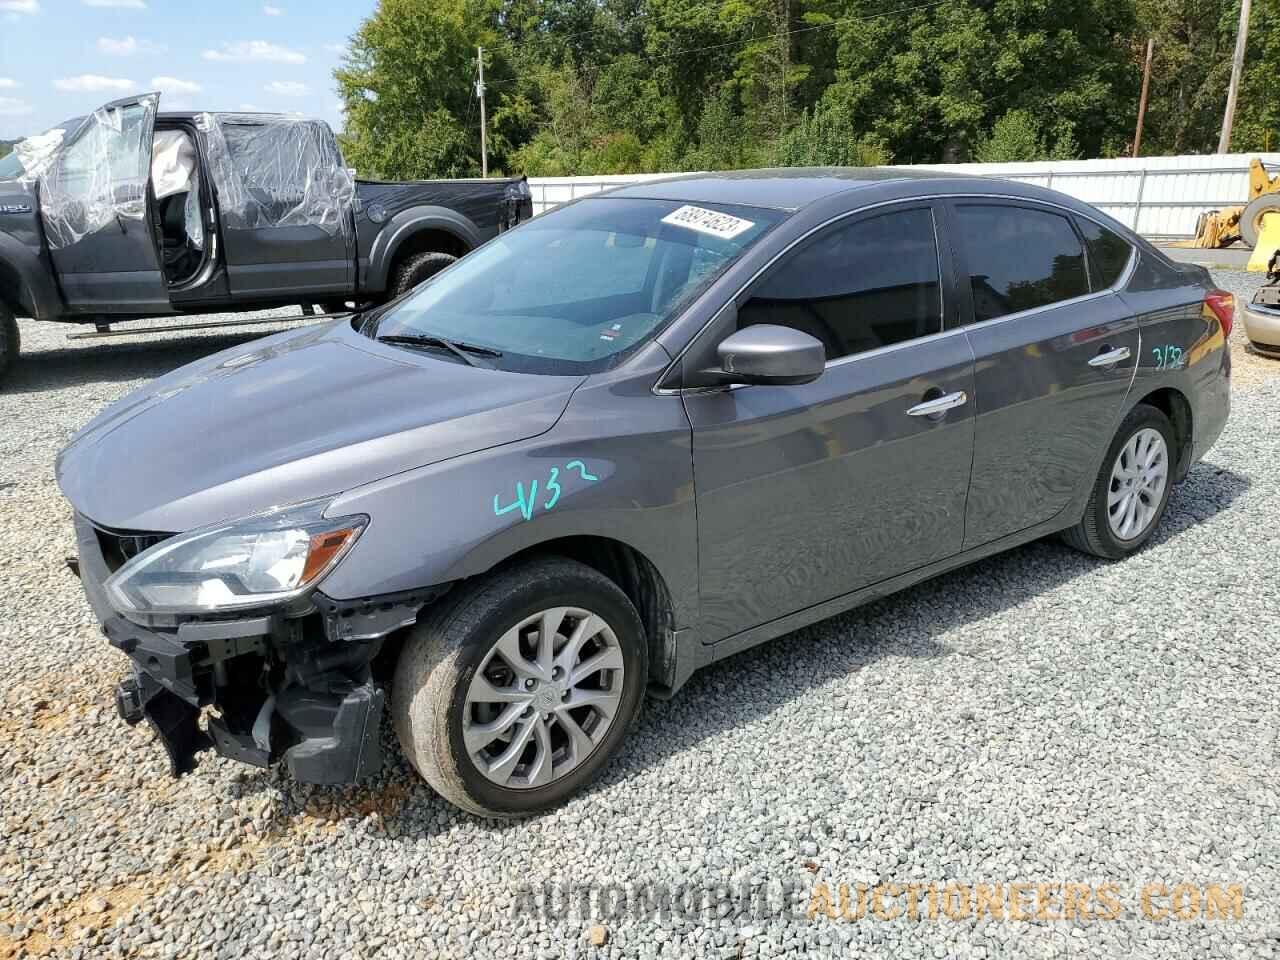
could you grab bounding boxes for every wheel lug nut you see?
[525,679,536,689]
[544,712,552,721]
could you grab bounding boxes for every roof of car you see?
[598,167,983,211]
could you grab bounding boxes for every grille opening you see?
[95,528,172,574]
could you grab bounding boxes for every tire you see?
[1239,193,1280,249]
[0,304,19,387]
[389,251,457,299]
[392,557,648,817]
[1062,403,1176,560]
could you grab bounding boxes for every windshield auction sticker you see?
[661,204,755,240]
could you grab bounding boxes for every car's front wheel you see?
[1063,403,1176,559]
[0,304,19,386]
[392,558,647,817]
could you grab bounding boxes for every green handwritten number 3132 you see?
[1152,345,1183,370]
[493,460,599,521]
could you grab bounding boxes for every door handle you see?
[1088,345,1131,368]
[907,390,968,417]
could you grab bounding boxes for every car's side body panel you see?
[683,330,976,641]
[320,345,701,631]
[0,210,61,319]
[1119,252,1231,469]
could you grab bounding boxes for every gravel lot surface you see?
[2,278,1278,960]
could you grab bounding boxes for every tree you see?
[333,0,1261,180]
[776,100,890,166]
[336,0,495,178]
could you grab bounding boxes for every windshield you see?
[0,118,81,181]
[367,197,784,374]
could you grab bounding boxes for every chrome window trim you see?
[653,192,1137,395]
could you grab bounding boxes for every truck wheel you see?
[392,557,647,817]
[390,251,457,299]
[1062,403,1175,560]
[1240,194,1280,249]
[0,305,19,386]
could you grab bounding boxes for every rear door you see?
[206,116,355,299]
[683,203,976,641]
[44,93,170,314]
[946,200,1139,548]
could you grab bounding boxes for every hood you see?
[57,320,584,532]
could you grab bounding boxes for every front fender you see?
[0,231,62,319]
[364,206,482,292]
[318,376,699,631]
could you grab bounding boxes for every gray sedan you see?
[57,169,1233,816]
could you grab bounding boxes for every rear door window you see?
[952,204,1089,323]
[1075,217,1133,290]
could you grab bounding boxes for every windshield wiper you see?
[375,333,503,367]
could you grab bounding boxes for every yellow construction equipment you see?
[1174,158,1280,271]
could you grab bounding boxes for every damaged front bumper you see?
[72,513,435,783]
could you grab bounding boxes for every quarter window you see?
[739,207,942,361]
[1076,217,1133,289]
[954,205,1089,323]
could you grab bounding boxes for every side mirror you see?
[711,324,825,386]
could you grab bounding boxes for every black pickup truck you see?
[0,93,532,384]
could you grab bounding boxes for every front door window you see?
[41,96,158,249]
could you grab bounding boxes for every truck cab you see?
[0,92,532,384]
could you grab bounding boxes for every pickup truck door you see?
[44,93,170,314]
[205,116,355,299]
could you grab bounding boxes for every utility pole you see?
[476,45,488,177]
[1133,38,1154,157]
[1218,0,1251,154]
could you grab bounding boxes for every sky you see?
[0,0,374,140]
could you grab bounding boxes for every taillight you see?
[1204,289,1235,338]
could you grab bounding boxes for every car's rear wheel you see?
[389,251,457,300]
[392,557,647,817]
[1062,403,1175,559]
[0,304,19,386]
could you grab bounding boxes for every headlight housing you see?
[104,499,367,619]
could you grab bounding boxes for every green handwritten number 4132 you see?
[493,460,599,522]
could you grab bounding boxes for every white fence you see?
[528,153,1280,239]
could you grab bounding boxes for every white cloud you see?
[264,80,308,97]
[0,0,39,13]
[202,40,305,65]
[0,78,19,89]
[237,103,264,112]
[324,42,347,55]
[98,35,137,55]
[263,4,283,14]
[150,76,201,96]
[54,74,135,93]
[0,96,34,115]
[83,0,145,7]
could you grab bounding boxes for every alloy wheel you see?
[462,607,625,789]
[1107,427,1168,540]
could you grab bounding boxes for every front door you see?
[945,200,1140,548]
[205,116,354,299]
[44,93,170,314]
[683,204,976,641]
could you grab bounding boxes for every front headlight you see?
[104,499,367,618]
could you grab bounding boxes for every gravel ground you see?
[2,279,1279,960]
